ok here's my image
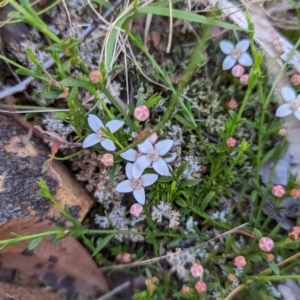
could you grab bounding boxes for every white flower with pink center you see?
[82,114,124,151]
[134,139,176,176]
[115,163,158,205]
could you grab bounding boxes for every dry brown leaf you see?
[0,281,62,300]
[0,217,109,298]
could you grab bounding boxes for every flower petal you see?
[132,163,143,179]
[138,139,154,153]
[106,120,124,133]
[238,52,253,67]
[222,56,236,70]
[120,149,138,161]
[88,114,104,132]
[282,87,297,102]
[294,109,300,121]
[155,139,174,155]
[141,174,158,187]
[125,163,134,180]
[164,152,177,163]
[82,133,101,148]
[101,139,116,151]
[116,180,134,193]
[236,39,250,52]
[135,155,151,171]
[219,40,234,55]
[153,157,171,176]
[133,188,145,205]
[275,103,293,117]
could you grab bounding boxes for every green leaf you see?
[200,191,215,210]
[283,242,299,249]
[178,179,200,188]
[176,161,189,178]
[92,234,115,256]
[59,78,94,91]
[54,112,69,120]
[174,114,195,128]
[28,236,44,250]
[145,94,161,108]
[268,261,280,276]
[158,176,174,182]
[176,198,187,207]
[39,90,62,99]
[135,6,247,31]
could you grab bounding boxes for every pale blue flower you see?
[220,39,253,70]
[116,163,158,205]
[82,114,124,151]
[276,87,300,120]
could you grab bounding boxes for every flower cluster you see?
[117,136,176,204]
[82,113,176,205]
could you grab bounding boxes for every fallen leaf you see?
[0,281,62,300]
[0,217,109,298]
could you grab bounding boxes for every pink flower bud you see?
[130,203,143,217]
[195,281,206,293]
[51,141,60,156]
[271,185,285,197]
[227,100,238,110]
[49,79,60,87]
[231,64,245,77]
[239,74,249,85]
[291,74,300,86]
[227,273,236,282]
[190,263,204,277]
[288,226,300,240]
[290,188,300,199]
[226,137,236,148]
[134,128,157,144]
[122,253,132,263]
[89,70,103,83]
[181,285,190,294]
[266,254,274,262]
[101,153,114,166]
[134,105,150,121]
[233,256,246,268]
[259,237,274,252]
[226,99,238,109]
[278,128,287,136]
[116,253,123,261]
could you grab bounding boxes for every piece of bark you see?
[0,281,62,300]
[0,217,109,297]
[0,113,93,224]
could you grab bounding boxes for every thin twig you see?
[96,281,130,300]
[0,0,124,99]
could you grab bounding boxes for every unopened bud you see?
[89,70,103,83]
